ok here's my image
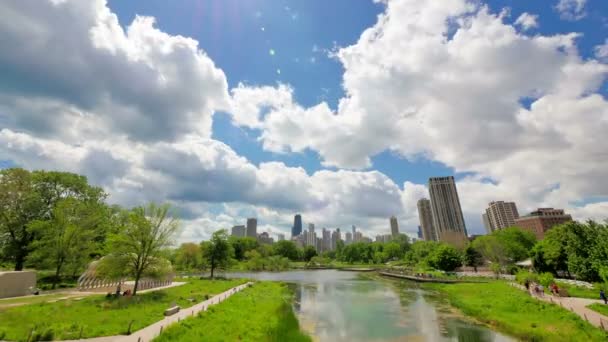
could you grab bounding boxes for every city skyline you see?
[1,0,607,243]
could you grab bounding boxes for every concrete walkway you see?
[61,282,252,342]
[511,283,608,331]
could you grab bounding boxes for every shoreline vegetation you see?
[425,281,608,341]
[152,281,311,342]
[0,279,245,341]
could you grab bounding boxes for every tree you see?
[427,244,462,271]
[404,241,440,267]
[99,203,179,295]
[27,198,106,288]
[174,243,202,271]
[273,240,299,261]
[463,245,483,272]
[472,227,535,267]
[229,236,258,261]
[201,229,233,279]
[303,246,317,262]
[0,169,43,270]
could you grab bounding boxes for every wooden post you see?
[127,320,135,335]
[79,326,83,339]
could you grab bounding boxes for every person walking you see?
[600,289,607,304]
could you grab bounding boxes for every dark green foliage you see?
[201,229,233,278]
[273,240,300,261]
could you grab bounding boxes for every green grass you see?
[555,282,601,299]
[153,282,311,342]
[0,294,72,307]
[588,303,608,317]
[427,281,608,341]
[0,279,246,341]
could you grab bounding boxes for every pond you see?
[226,270,513,342]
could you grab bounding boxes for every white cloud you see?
[0,0,230,143]
[555,0,587,21]
[514,12,539,31]
[595,39,608,61]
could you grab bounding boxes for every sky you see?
[1,0,608,242]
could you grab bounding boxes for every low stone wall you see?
[0,271,36,298]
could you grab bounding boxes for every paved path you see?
[61,282,252,342]
[511,283,608,331]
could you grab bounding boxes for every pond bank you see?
[425,281,608,341]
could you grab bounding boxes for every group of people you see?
[523,280,559,297]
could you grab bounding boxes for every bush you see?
[538,272,555,287]
[515,270,538,285]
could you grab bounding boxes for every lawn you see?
[588,303,608,317]
[0,278,246,341]
[0,293,72,307]
[153,282,311,342]
[555,282,601,299]
[427,281,608,341]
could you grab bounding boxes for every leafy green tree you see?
[384,242,404,261]
[427,244,462,271]
[99,203,179,295]
[303,246,317,262]
[27,198,106,288]
[273,240,299,260]
[229,236,258,261]
[201,229,233,279]
[174,242,202,271]
[463,245,483,272]
[472,227,535,267]
[403,241,440,266]
[0,168,44,270]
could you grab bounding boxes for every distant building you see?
[390,216,399,237]
[316,237,323,253]
[482,213,492,234]
[417,198,436,241]
[514,208,572,239]
[428,177,467,245]
[485,201,519,232]
[258,232,274,244]
[277,234,285,241]
[246,218,257,238]
[331,228,341,250]
[345,232,353,245]
[417,226,423,239]
[307,224,316,247]
[354,231,363,243]
[231,225,246,237]
[292,214,302,238]
[322,228,331,252]
[375,234,392,243]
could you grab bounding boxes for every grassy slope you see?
[153,282,311,342]
[0,294,71,307]
[0,279,245,340]
[556,282,601,299]
[588,303,608,317]
[428,281,608,341]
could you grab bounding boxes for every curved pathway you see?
[511,283,608,331]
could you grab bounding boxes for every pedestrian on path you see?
[600,289,607,304]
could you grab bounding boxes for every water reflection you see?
[227,270,513,342]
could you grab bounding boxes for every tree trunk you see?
[133,272,141,296]
[52,263,63,290]
[14,249,26,271]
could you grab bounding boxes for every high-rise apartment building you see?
[231,225,246,237]
[484,201,519,232]
[292,214,303,238]
[514,208,572,239]
[428,177,467,246]
[277,234,285,241]
[482,213,492,234]
[345,232,353,245]
[246,218,257,238]
[417,198,437,241]
[307,223,316,247]
[390,216,399,237]
[331,228,341,250]
[322,228,331,252]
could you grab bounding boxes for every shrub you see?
[515,270,538,285]
[538,272,555,287]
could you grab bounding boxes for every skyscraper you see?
[322,228,331,252]
[345,232,353,245]
[482,213,492,234]
[307,223,316,247]
[246,218,257,238]
[277,234,285,241]
[390,216,399,237]
[292,214,302,238]
[428,177,467,245]
[231,225,246,237]
[417,198,436,241]
[484,201,519,232]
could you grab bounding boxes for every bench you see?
[164,305,180,316]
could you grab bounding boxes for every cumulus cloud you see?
[228,0,608,233]
[596,39,608,61]
[0,0,230,142]
[554,0,587,21]
[514,13,539,31]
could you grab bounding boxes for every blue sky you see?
[1,0,608,240]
